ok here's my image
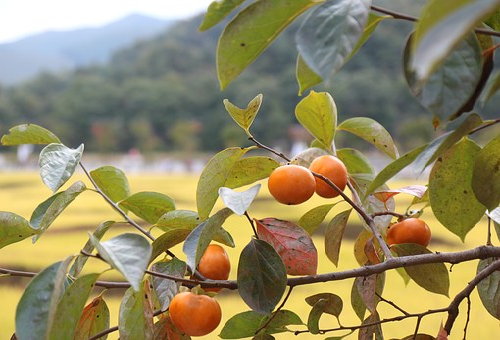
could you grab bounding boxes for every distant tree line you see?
[0,9,498,155]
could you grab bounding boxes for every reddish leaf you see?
[255,218,318,275]
[437,323,448,340]
[374,185,427,203]
[74,296,110,340]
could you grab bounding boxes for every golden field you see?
[0,170,498,339]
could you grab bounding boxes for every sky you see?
[0,0,214,43]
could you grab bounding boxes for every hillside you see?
[0,14,175,84]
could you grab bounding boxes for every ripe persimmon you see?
[386,218,431,247]
[309,155,348,198]
[169,291,222,336]
[268,164,316,205]
[198,244,231,293]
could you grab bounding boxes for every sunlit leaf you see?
[298,203,338,235]
[413,114,483,174]
[296,55,323,96]
[15,257,73,340]
[337,117,398,159]
[337,148,374,175]
[183,208,233,271]
[119,280,154,340]
[225,156,279,189]
[0,212,38,249]
[404,33,482,121]
[291,147,328,167]
[196,147,248,220]
[256,218,318,275]
[151,259,187,311]
[365,144,427,198]
[219,184,261,215]
[373,185,427,204]
[295,91,337,151]
[217,0,318,89]
[410,0,500,80]
[39,143,84,192]
[199,0,246,31]
[392,243,450,296]
[477,258,500,319]
[1,124,61,145]
[472,134,500,211]
[429,138,486,241]
[30,181,86,241]
[325,209,352,267]
[70,221,114,277]
[223,94,262,135]
[74,296,110,340]
[348,13,390,61]
[49,273,100,340]
[297,0,372,78]
[237,239,287,314]
[90,233,152,291]
[119,192,175,224]
[90,165,131,203]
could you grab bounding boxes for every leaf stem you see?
[254,286,294,335]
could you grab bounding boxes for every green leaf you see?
[405,33,483,121]
[219,184,261,215]
[483,70,500,102]
[411,0,500,80]
[295,90,337,151]
[196,147,248,220]
[30,181,86,241]
[325,209,352,267]
[337,148,374,175]
[472,134,500,211]
[291,147,329,167]
[155,209,201,232]
[15,257,73,340]
[183,208,233,271]
[392,243,450,296]
[90,165,131,203]
[90,233,152,291]
[119,280,154,340]
[429,138,486,241]
[39,143,84,192]
[296,0,372,78]
[1,124,61,145]
[49,273,100,340]
[150,229,191,263]
[296,54,323,96]
[265,310,303,333]
[477,258,500,319]
[217,0,318,89]
[223,94,262,135]
[119,191,175,224]
[305,293,343,318]
[307,299,327,334]
[237,239,287,314]
[151,259,187,311]
[73,296,110,340]
[298,203,337,235]
[256,218,318,275]
[365,144,427,199]
[199,0,245,31]
[0,212,38,249]
[337,117,398,159]
[225,156,279,189]
[69,221,115,278]
[348,13,390,61]
[413,113,483,173]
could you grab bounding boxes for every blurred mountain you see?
[0,14,175,84]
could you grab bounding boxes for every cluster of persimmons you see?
[167,155,431,337]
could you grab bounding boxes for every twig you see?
[469,118,500,135]
[371,211,406,220]
[87,325,118,340]
[375,292,409,316]
[255,286,294,335]
[245,211,259,239]
[248,136,291,162]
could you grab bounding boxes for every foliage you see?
[1,1,500,340]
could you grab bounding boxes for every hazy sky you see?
[0,0,214,43]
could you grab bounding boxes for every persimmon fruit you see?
[197,244,231,292]
[308,155,348,198]
[268,164,316,205]
[386,218,431,247]
[169,291,222,336]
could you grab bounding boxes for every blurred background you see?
[1,0,499,339]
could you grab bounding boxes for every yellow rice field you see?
[0,171,498,339]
